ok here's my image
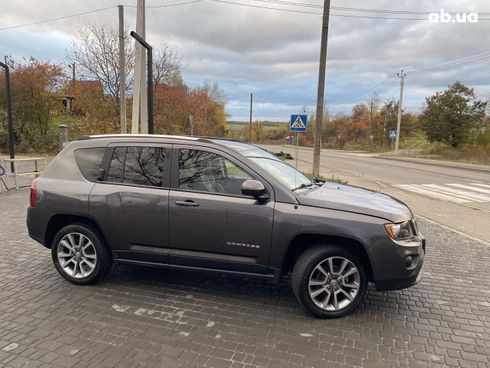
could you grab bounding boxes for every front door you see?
[168,146,274,274]
[89,144,171,263]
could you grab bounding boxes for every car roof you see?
[80,134,208,142]
[77,134,275,158]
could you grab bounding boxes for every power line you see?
[129,0,205,8]
[2,1,489,32]
[0,1,204,31]
[210,0,490,20]
[338,75,397,105]
[250,0,490,16]
[331,5,490,16]
[407,49,490,73]
[210,0,320,15]
[410,55,490,77]
[0,6,116,31]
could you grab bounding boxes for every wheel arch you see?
[45,214,107,249]
[281,234,374,281]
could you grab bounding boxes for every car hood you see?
[296,182,412,223]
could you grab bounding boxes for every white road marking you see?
[473,183,490,189]
[395,183,490,204]
[448,184,490,195]
[395,185,469,203]
[422,184,490,202]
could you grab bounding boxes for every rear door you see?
[168,145,274,274]
[89,143,171,264]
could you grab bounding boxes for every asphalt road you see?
[261,145,490,243]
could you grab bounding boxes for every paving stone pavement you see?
[0,188,489,368]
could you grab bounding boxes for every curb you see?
[375,155,490,173]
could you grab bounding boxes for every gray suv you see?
[26,135,425,318]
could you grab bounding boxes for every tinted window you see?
[106,146,166,187]
[74,147,105,182]
[179,149,252,195]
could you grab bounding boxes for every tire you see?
[51,224,113,285]
[291,245,367,318]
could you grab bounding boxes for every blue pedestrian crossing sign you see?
[290,114,308,132]
[389,130,397,139]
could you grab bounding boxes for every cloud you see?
[1,0,489,120]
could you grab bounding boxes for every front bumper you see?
[374,236,426,291]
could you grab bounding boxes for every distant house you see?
[61,80,104,115]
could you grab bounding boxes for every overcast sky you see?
[1,0,489,121]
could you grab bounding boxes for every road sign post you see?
[290,114,308,172]
[389,130,397,151]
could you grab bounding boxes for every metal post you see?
[139,0,148,133]
[295,132,299,171]
[395,69,406,154]
[0,61,15,171]
[131,0,144,134]
[118,5,127,134]
[58,125,69,150]
[313,0,331,178]
[130,31,153,134]
[72,63,75,95]
[249,93,253,143]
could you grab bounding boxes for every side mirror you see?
[241,179,269,201]
[0,165,4,176]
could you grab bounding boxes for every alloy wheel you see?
[57,232,98,279]
[308,256,361,311]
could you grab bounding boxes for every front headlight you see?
[384,221,414,241]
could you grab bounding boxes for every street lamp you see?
[130,31,154,134]
[0,61,15,170]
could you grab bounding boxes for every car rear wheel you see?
[291,245,367,318]
[51,224,112,285]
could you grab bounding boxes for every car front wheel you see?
[51,224,112,285]
[291,245,367,318]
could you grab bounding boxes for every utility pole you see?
[312,0,331,178]
[139,0,148,134]
[67,63,75,112]
[0,60,15,170]
[118,5,127,134]
[71,63,75,96]
[189,114,194,136]
[130,31,153,134]
[395,69,406,154]
[249,93,253,143]
[370,100,374,128]
[131,0,146,134]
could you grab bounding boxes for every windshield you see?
[214,140,312,190]
[248,157,311,190]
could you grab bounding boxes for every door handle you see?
[175,200,200,207]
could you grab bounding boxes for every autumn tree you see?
[70,24,180,118]
[0,57,67,151]
[421,82,487,148]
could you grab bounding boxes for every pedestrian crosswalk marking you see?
[396,185,469,203]
[447,184,490,195]
[394,183,490,204]
[423,184,490,202]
